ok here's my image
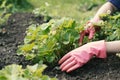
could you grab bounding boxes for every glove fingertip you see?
[88,30,95,39]
[88,35,93,39]
[58,53,71,64]
[66,64,81,73]
[79,32,85,44]
[79,42,82,46]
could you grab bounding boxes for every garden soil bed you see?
[0,13,120,80]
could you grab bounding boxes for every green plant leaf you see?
[0,64,57,80]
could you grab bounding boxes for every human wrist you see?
[87,40,107,58]
[90,17,100,23]
[85,18,100,29]
[106,41,120,54]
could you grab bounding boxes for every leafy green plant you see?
[94,12,120,41]
[17,18,82,63]
[0,0,12,34]
[0,12,11,34]
[0,0,33,13]
[0,64,57,80]
[32,8,51,22]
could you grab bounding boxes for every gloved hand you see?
[59,40,107,73]
[79,22,95,44]
[79,21,100,45]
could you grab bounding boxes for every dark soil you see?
[0,13,45,68]
[0,13,120,80]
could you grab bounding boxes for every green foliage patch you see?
[17,18,81,63]
[0,0,33,13]
[94,12,120,41]
[0,64,57,80]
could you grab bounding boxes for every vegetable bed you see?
[0,13,120,80]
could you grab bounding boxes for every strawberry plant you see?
[17,18,82,63]
[32,8,51,22]
[94,12,120,41]
[0,64,57,80]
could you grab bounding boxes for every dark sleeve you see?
[109,0,120,10]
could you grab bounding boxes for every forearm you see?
[91,2,117,22]
[106,41,120,54]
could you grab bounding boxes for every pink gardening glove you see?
[59,40,107,73]
[79,18,100,45]
[79,21,100,45]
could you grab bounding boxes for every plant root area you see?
[0,13,120,80]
